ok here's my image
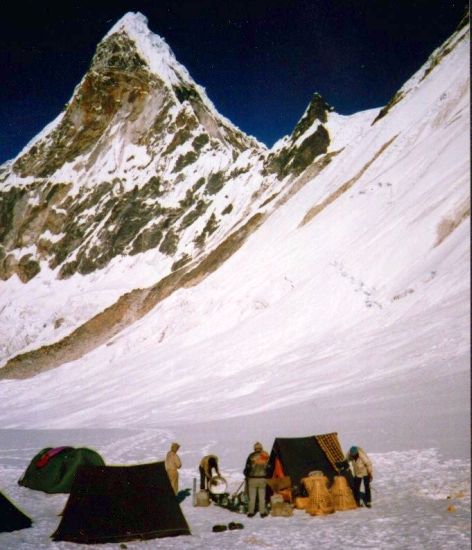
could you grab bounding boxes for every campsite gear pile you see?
[195,475,228,506]
[294,472,358,515]
[194,432,361,519]
[199,432,360,520]
[267,475,292,503]
[210,490,249,513]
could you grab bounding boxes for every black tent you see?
[52,462,191,544]
[269,433,353,490]
[0,490,32,533]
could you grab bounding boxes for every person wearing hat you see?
[165,442,182,494]
[346,446,373,507]
[243,442,271,518]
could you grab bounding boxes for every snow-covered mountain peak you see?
[0,11,271,288]
[99,11,249,136]
[103,11,193,88]
[106,11,152,37]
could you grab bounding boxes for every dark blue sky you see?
[0,0,468,162]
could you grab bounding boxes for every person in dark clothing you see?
[199,454,220,490]
[244,442,270,517]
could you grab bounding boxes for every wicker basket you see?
[330,476,357,511]
[302,475,335,516]
[294,496,309,510]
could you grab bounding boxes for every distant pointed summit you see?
[106,11,150,34]
[263,92,333,178]
[103,12,194,88]
[291,93,334,142]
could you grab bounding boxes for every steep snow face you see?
[0,18,469,447]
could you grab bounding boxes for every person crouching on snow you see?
[165,442,182,494]
[199,454,220,490]
[244,442,270,518]
[346,446,373,507]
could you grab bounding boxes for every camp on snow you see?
[52,461,191,544]
[0,489,32,533]
[211,432,355,514]
[267,433,353,499]
[18,446,105,494]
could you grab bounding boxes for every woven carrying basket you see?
[294,496,310,510]
[330,476,357,511]
[302,475,335,516]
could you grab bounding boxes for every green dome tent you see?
[18,447,105,494]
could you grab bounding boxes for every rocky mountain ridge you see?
[0,13,346,286]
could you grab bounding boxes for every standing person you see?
[165,442,182,494]
[244,442,270,518]
[199,454,220,490]
[346,446,373,507]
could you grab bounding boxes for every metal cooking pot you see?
[208,475,227,495]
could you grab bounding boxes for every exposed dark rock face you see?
[264,94,332,178]
[291,93,333,141]
[13,32,156,178]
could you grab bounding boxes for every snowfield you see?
[0,428,470,549]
